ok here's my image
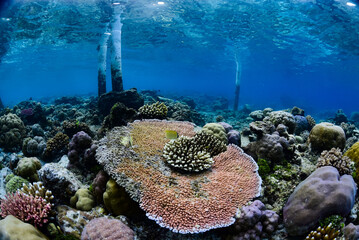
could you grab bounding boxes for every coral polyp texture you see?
[316,148,354,175]
[139,101,168,119]
[305,223,340,240]
[96,119,261,234]
[163,132,226,172]
[0,191,51,227]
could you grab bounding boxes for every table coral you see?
[96,119,261,234]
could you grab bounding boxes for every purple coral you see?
[68,131,97,167]
[0,191,51,227]
[231,200,279,240]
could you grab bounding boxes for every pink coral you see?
[81,217,134,240]
[0,191,51,227]
[96,120,261,234]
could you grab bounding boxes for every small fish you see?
[165,130,178,140]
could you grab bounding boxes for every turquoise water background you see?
[0,0,358,114]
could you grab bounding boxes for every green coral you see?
[202,123,228,144]
[258,158,271,177]
[319,215,344,230]
[139,101,168,119]
[15,157,42,182]
[163,132,226,172]
[344,142,359,183]
[5,175,29,193]
[70,189,95,211]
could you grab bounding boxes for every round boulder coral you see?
[202,123,228,144]
[139,101,168,119]
[81,217,135,240]
[15,157,42,182]
[0,113,26,152]
[70,188,95,211]
[308,122,346,152]
[264,111,296,134]
[283,166,356,236]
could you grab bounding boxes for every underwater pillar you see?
[110,3,124,92]
[233,59,242,111]
[98,24,110,96]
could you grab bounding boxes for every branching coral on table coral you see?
[96,120,261,234]
[0,191,51,227]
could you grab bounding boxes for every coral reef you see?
[92,170,108,204]
[283,166,356,236]
[22,136,46,157]
[139,101,168,119]
[15,157,42,182]
[98,89,144,115]
[316,148,353,175]
[62,120,93,138]
[0,191,51,227]
[229,200,279,239]
[0,113,26,152]
[68,131,97,168]
[38,162,84,203]
[291,106,305,116]
[81,217,135,240]
[103,179,140,217]
[306,115,316,129]
[0,215,48,240]
[96,120,261,233]
[5,174,29,193]
[294,115,310,135]
[70,188,95,211]
[99,102,137,134]
[305,223,340,240]
[20,181,54,205]
[43,132,69,161]
[264,111,296,134]
[344,141,359,183]
[309,122,346,152]
[344,223,359,240]
[202,122,228,144]
[334,109,348,125]
[56,205,104,239]
[163,132,226,172]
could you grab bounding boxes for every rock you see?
[38,162,84,204]
[283,166,356,236]
[0,215,48,240]
[98,89,144,115]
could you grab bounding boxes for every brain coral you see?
[96,119,261,234]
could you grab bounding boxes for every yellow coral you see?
[344,142,359,182]
[305,223,340,240]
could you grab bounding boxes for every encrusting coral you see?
[96,119,261,234]
[316,148,354,175]
[163,131,226,172]
[139,101,168,119]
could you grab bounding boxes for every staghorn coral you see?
[139,101,168,119]
[163,131,226,172]
[317,148,354,175]
[20,181,54,205]
[0,191,51,227]
[305,223,340,240]
[96,119,261,234]
[81,217,135,240]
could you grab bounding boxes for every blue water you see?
[0,0,359,115]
